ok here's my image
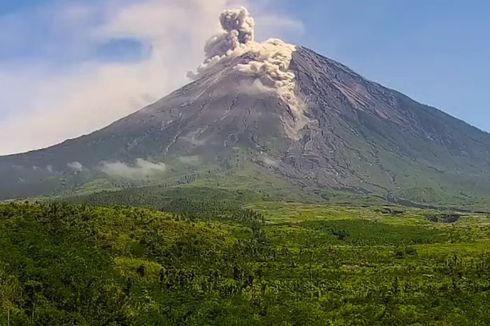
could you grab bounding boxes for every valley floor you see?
[0,199,489,325]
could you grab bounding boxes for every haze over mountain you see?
[1,7,489,207]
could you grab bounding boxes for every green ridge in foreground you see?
[0,201,489,325]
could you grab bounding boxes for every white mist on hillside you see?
[100,159,166,179]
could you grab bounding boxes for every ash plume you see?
[188,7,308,138]
[204,7,255,60]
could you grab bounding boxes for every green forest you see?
[0,195,489,325]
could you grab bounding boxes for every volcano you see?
[1,8,490,207]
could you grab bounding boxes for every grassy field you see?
[0,198,488,325]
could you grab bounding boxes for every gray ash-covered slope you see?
[1,8,489,204]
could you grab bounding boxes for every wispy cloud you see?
[67,161,83,172]
[100,158,167,179]
[0,0,303,155]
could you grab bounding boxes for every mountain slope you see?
[284,47,490,200]
[1,9,489,207]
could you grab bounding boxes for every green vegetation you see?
[0,198,489,325]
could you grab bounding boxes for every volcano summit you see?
[1,8,489,208]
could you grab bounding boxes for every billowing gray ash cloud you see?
[189,7,308,138]
[203,7,255,60]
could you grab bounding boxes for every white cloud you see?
[100,158,167,179]
[0,0,303,155]
[67,161,84,172]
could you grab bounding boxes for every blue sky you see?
[0,0,488,154]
